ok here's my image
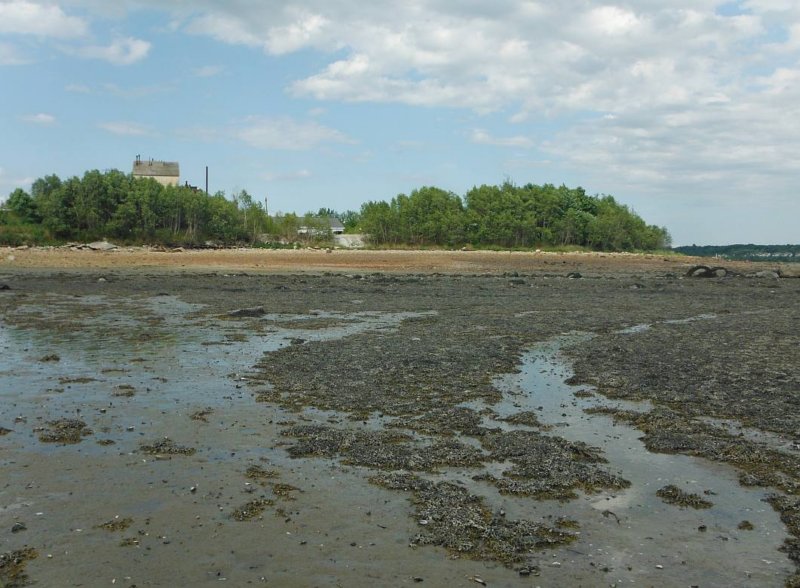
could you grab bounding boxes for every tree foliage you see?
[361,182,670,251]
[3,170,670,252]
[2,170,274,245]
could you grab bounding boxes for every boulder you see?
[228,306,267,318]
[87,241,118,251]
[687,265,737,278]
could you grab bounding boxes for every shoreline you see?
[1,246,791,276]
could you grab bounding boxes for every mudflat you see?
[2,245,792,275]
[1,248,798,587]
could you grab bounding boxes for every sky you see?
[1,1,799,246]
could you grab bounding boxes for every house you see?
[328,218,345,234]
[298,216,345,236]
[132,156,179,187]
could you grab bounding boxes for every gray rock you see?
[228,306,266,317]
[87,240,118,251]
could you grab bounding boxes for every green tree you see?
[234,189,269,243]
[206,193,244,242]
[109,178,161,238]
[395,187,465,246]
[338,210,361,232]
[465,183,536,247]
[360,200,399,245]
[6,188,40,223]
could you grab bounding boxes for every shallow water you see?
[484,334,792,586]
[0,294,795,586]
[0,295,466,587]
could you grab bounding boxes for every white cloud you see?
[99,121,156,136]
[74,37,151,65]
[6,0,800,241]
[470,129,533,148]
[582,6,647,37]
[0,41,29,65]
[0,1,88,38]
[21,113,56,125]
[0,166,34,192]
[184,5,335,54]
[192,64,224,77]
[233,116,352,150]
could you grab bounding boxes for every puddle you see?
[477,334,793,586]
[615,313,718,335]
[0,296,436,444]
[699,416,800,457]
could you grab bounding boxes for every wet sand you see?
[1,251,799,587]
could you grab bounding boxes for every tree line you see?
[674,244,800,262]
[0,170,354,246]
[359,183,671,251]
[1,169,671,251]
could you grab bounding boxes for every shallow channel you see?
[484,333,793,586]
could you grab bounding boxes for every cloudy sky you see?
[1,0,799,245]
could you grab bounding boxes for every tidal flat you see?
[1,265,798,587]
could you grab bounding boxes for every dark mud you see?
[371,472,576,565]
[139,437,197,456]
[95,517,134,532]
[656,485,714,509]
[1,269,799,585]
[37,418,92,444]
[0,548,38,588]
[475,429,630,500]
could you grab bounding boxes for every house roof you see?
[327,217,345,231]
[295,216,345,229]
[133,160,179,177]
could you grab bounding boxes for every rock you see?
[566,272,582,279]
[686,265,727,278]
[0,283,10,291]
[86,240,118,251]
[508,278,526,286]
[11,522,26,533]
[750,270,781,279]
[228,306,266,317]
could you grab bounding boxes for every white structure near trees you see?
[297,216,345,235]
[132,155,179,187]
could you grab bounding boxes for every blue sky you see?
[1,0,799,245]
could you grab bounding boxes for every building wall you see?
[132,159,179,187]
[148,176,180,187]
